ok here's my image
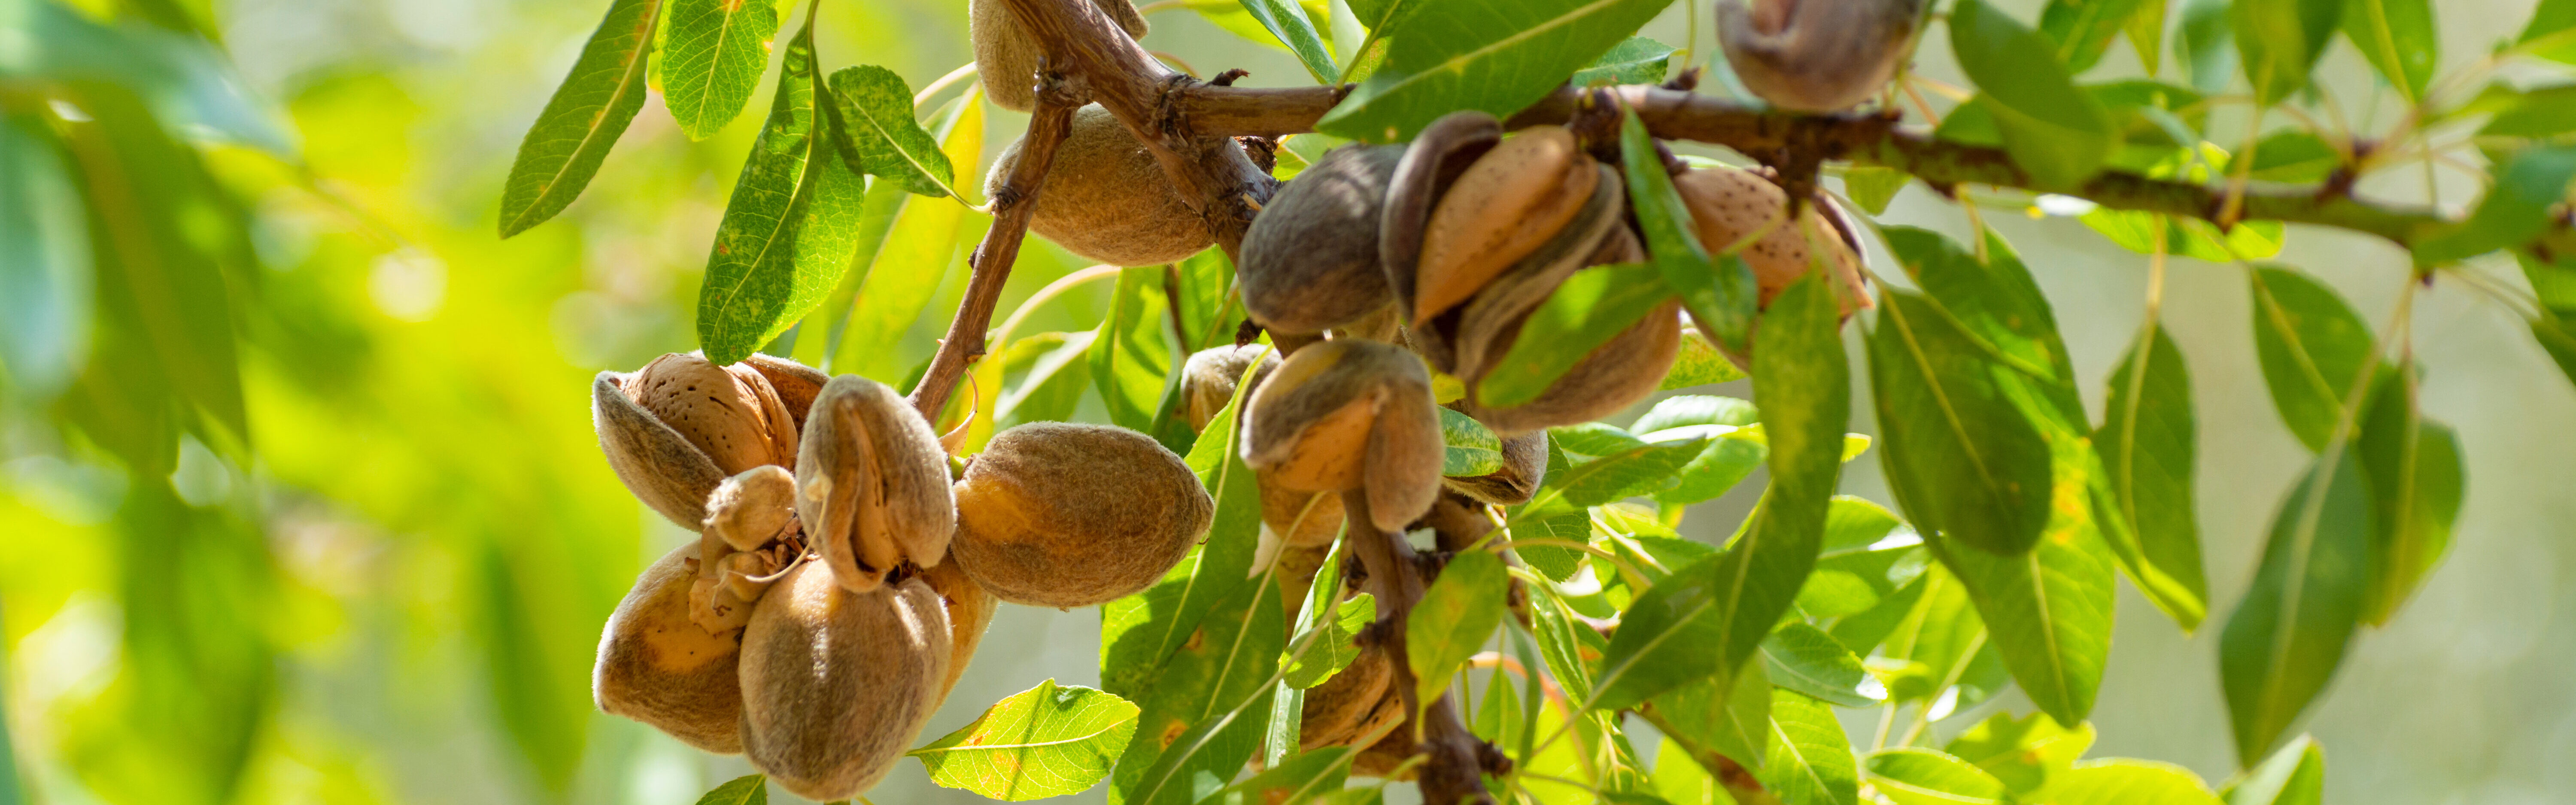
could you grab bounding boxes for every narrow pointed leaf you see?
[2222,734,2324,805]
[1944,711,2095,795]
[2246,267,2375,453]
[2340,0,2435,102]
[1572,36,1677,85]
[1624,108,1758,356]
[833,91,984,378]
[2050,760,2224,805]
[660,0,781,139]
[1868,290,2055,556]
[2221,453,2372,765]
[1761,622,1879,707]
[2099,323,2210,629]
[2040,0,2150,74]
[1091,266,1175,433]
[1760,690,1858,805]
[1314,0,1674,141]
[911,680,1140,800]
[694,774,767,805]
[2353,370,2461,625]
[498,0,665,236]
[1640,659,1772,775]
[1238,0,1339,82]
[1950,0,2117,188]
[1408,550,1508,707]
[2229,0,2341,104]
[2414,144,2576,264]
[1865,748,2008,805]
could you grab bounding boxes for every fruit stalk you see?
[1341,490,1506,805]
[908,82,1081,422]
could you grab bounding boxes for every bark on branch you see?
[1343,490,1507,805]
[907,77,1082,421]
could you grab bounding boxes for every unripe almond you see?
[1718,0,1918,113]
[1413,126,1599,324]
[1242,339,1444,532]
[1239,144,1406,335]
[738,564,951,802]
[595,543,744,754]
[971,0,1148,112]
[951,422,1214,608]
[1299,644,1394,751]
[1181,343,1281,432]
[796,375,957,594]
[917,561,998,701]
[987,105,1214,267]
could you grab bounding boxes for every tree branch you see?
[1343,490,1505,805]
[907,77,1084,422]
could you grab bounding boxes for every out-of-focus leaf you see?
[833,91,984,378]
[1593,274,1847,712]
[1171,249,1244,352]
[911,679,1139,800]
[2048,760,2224,805]
[1315,0,1671,141]
[2247,266,2376,453]
[1573,36,1677,86]
[1877,564,1985,703]
[1479,262,1676,408]
[2099,324,2210,630]
[1662,328,1751,389]
[2229,0,2341,105]
[696,20,867,364]
[2040,0,2150,74]
[997,331,1098,428]
[2340,0,2435,102]
[2531,316,2576,391]
[1761,623,1879,707]
[2082,209,2285,263]
[1640,656,1771,774]
[1090,265,1174,433]
[1929,490,2117,726]
[1866,747,2008,805]
[1438,407,1505,477]
[659,0,781,139]
[1409,550,1508,707]
[1238,0,1340,82]
[1944,711,2096,795]
[2353,369,2461,625]
[1286,593,1374,688]
[2221,734,2324,805]
[2247,131,2339,183]
[694,774,767,805]
[1950,0,2117,188]
[0,2,290,151]
[0,112,91,401]
[2178,0,2238,95]
[1633,395,1759,434]
[497,0,664,236]
[2127,0,2168,74]
[1624,109,1759,357]
[1208,746,1357,805]
[793,179,908,369]
[1843,167,1908,216]
[1108,568,1283,805]
[2474,85,2576,139]
[2221,453,2372,766]
[1867,290,2055,556]
[1759,690,1857,805]
[824,65,956,197]
[2414,145,2576,264]
[1653,736,1722,805]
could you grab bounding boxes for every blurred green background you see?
[1,0,2570,803]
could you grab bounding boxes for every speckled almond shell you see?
[1672,166,1868,314]
[595,371,729,528]
[987,105,1214,266]
[595,543,745,754]
[950,422,1214,608]
[795,375,957,594]
[972,0,1148,112]
[631,353,799,475]
[1240,144,1406,335]
[738,565,950,802]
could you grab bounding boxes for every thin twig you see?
[1343,490,1506,805]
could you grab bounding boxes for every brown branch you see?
[1343,490,1505,805]
[907,77,1086,422]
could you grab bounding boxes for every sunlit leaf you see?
[2048,759,2224,805]
[1868,290,2055,556]
[1876,563,1985,703]
[1624,108,1759,357]
[1108,573,1284,805]
[824,65,956,197]
[2221,452,2371,765]
[833,90,984,377]
[1640,658,1771,775]
[1950,0,2117,188]
[2221,734,2324,805]
[0,112,90,401]
[1843,167,1909,216]
[1207,745,1358,805]
[1091,266,1175,434]
[1866,747,2008,805]
[2339,0,2435,102]
[1409,550,1507,707]
[696,20,867,364]
[1944,711,2096,795]
[497,0,664,236]
[694,774,767,805]
[1478,262,1677,408]
[1760,690,1857,805]
[660,0,781,139]
[1438,407,1505,477]
[2246,266,2376,453]
[912,680,1139,800]
[1760,622,1879,707]
[1653,736,1723,805]
[1661,328,1750,389]
[997,331,1099,428]
[2099,324,2211,630]
[1286,593,1374,688]
[1928,485,2117,727]
[1573,36,1677,86]
[1238,0,1339,82]
[1315,0,1673,141]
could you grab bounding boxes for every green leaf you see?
[1409,551,1509,707]
[2339,0,2435,102]
[2222,734,2324,805]
[1623,108,1759,356]
[2220,452,2372,766]
[2177,0,2237,95]
[1761,623,1879,708]
[1525,433,1705,508]
[912,680,1139,800]
[0,112,89,401]
[2127,0,2169,74]
[2476,85,2576,139]
[1239,0,1340,82]
[1634,395,1759,433]
[823,66,956,197]
[1876,564,1987,704]
[1592,274,1847,712]
[2246,266,2376,453]
[1478,262,1677,408]
[1172,249,1245,352]
[1760,690,1857,805]
[2098,324,2211,631]
[793,178,909,370]
[1928,492,2117,726]
[2414,145,2576,264]
[1865,748,2008,805]
[832,91,985,378]
[1886,228,2077,392]
[1103,369,1270,701]
[1661,328,1751,389]
[998,331,1099,428]
[694,774,768,805]
[1949,0,2117,188]
[1653,736,1723,805]
[1944,712,2095,795]
[1207,746,1358,805]
[2040,0,2151,74]
[1573,36,1676,86]
[2047,760,2224,805]
[2530,315,2576,392]
[1843,167,1909,216]
[1315,0,1675,141]
[1867,290,2057,556]
[1438,407,1505,477]
[2352,370,2460,626]
[2082,209,2284,262]
[659,0,781,139]
[1091,266,1175,433]
[1109,573,1285,805]
[696,19,868,364]
[1640,659,1772,775]
[497,0,664,236]
[2229,0,2341,104]
[1286,593,1375,688]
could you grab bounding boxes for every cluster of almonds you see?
[589,352,1211,801]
